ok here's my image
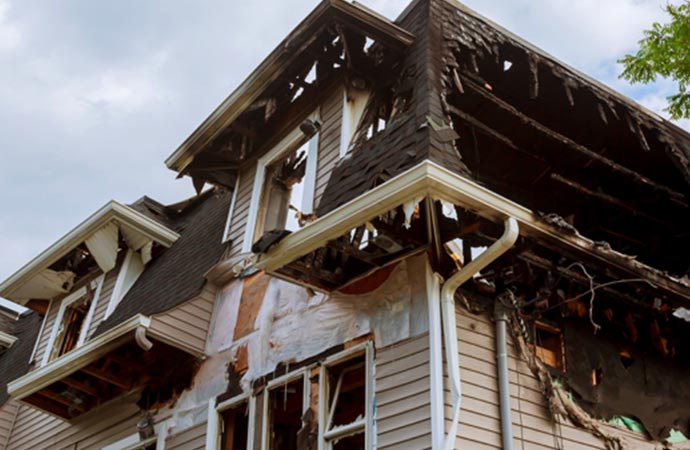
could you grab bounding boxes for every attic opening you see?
[443,26,690,277]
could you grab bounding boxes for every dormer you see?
[0,199,217,420]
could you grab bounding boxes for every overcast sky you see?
[1,0,688,295]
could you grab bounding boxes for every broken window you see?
[44,282,99,364]
[319,344,373,450]
[533,321,566,371]
[263,371,308,450]
[221,401,250,450]
[243,118,320,253]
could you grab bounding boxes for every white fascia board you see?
[0,331,17,349]
[256,160,690,301]
[0,201,180,303]
[7,314,151,401]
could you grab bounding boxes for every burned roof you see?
[0,312,42,406]
[95,188,231,336]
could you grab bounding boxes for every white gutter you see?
[440,218,519,450]
[8,314,151,401]
[256,161,689,302]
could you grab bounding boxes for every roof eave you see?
[164,0,415,173]
[0,201,180,304]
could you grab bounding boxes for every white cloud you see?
[0,0,21,53]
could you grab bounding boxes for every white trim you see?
[78,274,105,347]
[9,314,151,401]
[207,393,255,450]
[40,285,90,367]
[318,342,373,450]
[302,131,319,215]
[106,250,144,319]
[0,200,179,304]
[339,88,370,158]
[426,264,444,450]
[242,112,320,253]
[261,369,310,450]
[222,175,242,243]
[0,331,16,349]
[254,160,690,301]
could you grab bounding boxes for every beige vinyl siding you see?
[0,400,19,450]
[31,300,60,368]
[86,268,119,339]
[376,333,432,450]
[314,86,343,209]
[227,163,257,257]
[450,306,660,450]
[5,401,140,450]
[166,423,206,450]
[149,284,216,355]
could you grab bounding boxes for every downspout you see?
[494,301,514,450]
[440,217,519,450]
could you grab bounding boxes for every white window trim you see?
[242,111,321,253]
[206,393,256,450]
[318,342,374,450]
[41,276,103,367]
[105,249,144,319]
[222,175,242,244]
[78,273,105,347]
[339,89,371,158]
[261,368,310,450]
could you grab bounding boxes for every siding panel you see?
[451,307,661,450]
[375,333,432,450]
[86,268,119,339]
[166,423,206,450]
[149,285,216,355]
[314,87,343,208]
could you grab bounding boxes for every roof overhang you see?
[7,314,199,420]
[165,0,415,174]
[0,201,180,304]
[255,161,690,301]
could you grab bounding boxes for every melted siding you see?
[149,284,216,355]
[166,423,206,450]
[376,333,432,450]
[450,307,660,449]
[314,86,343,209]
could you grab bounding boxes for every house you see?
[0,0,689,449]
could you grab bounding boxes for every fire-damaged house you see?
[1,0,690,448]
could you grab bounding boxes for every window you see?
[208,394,256,450]
[261,369,310,450]
[243,114,320,253]
[319,343,374,450]
[533,321,565,371]
[42,275,104,365]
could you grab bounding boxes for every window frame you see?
[318,342,374,450]
[105,249,144,319]
[339,88,370,158]
[206,393,256,450]
[260,368,311,450]
[222,175,242,244]
[41,274,104,366]
[242,111,321,253]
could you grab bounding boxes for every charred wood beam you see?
[549,173,665,225]
[61,377,98,397]
[326,240,379,266]
[81,366,131,390]
[447,103,549,166]
[37,389,87,412]
[518,251,660,311]
[458,74,687,201]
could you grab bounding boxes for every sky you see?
[1,0,689,301]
